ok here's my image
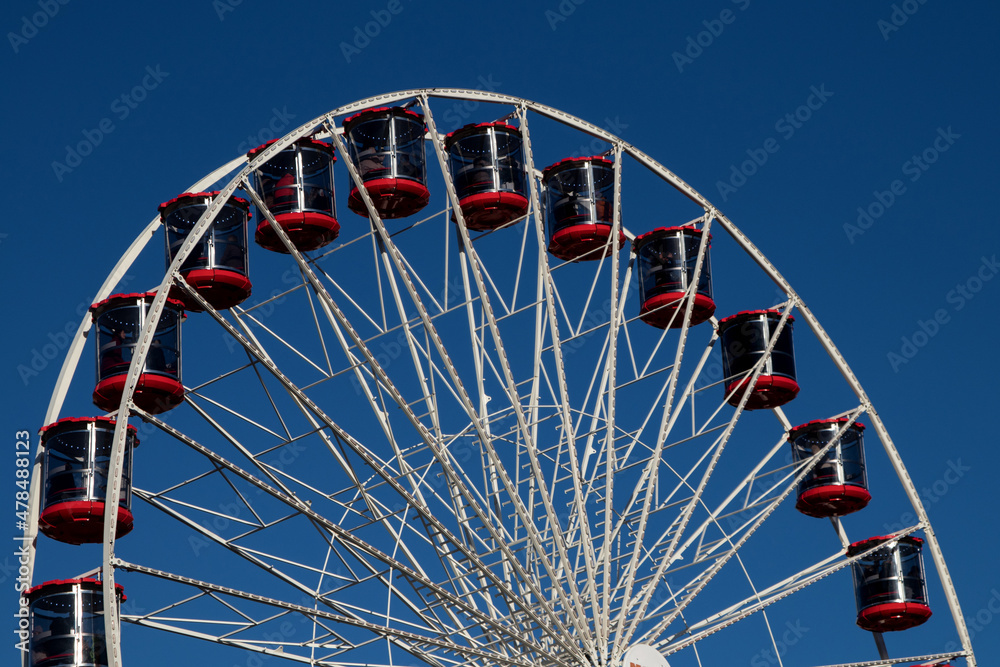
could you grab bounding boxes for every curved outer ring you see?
[24,89,975,667]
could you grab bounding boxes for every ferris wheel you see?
[22,89,978,667]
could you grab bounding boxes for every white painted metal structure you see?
[25,90,976,667]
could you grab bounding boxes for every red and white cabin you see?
[247,137,341,253]
[632,225,715,328]
[445,122,529,230]
[717,309,799,410]
[343,107,429,219]
[90,292,185,415]
[38,417,138,544]
[25,578,125,667]
[789,418,871,518]
[847,535,932,632]
[159,191,252,310]
[542,156,625,261]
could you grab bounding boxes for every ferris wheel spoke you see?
[418,100,604,646]
[654,551,858,654]
[170,281,588,656]
[129,430,566,665]
[520,105,614,646]
[316,130,591,657]
[113,558,546,667]
[375,245,444,439]
[613,310,792,650]
[635,416,881,649]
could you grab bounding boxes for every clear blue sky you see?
[2,1,998,666]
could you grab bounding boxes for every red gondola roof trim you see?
[846,535,924,556]
[26,578,126,599]
[343,106,425,129]
[246,137,336,159]
[632,225,710,248]
[40,416,139,439]
[89,292,187,316]
[542,155,614,176]
[788,417,866,439]
[445,121,521,145]
[717,309,796,329]
[158,191,251,215]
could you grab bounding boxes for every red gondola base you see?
[796,484,871,518]
[639,292,716,329]
[170,269,252,312]
[857,602,932,632]
[348,179,430,219]
[39,501,134,545]
[93,373,184,415]
[255,212,341,253]
[549,224,627,262]
[454,192,529,231]
[724,375,799,410]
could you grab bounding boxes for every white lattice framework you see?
[24,90,976,667]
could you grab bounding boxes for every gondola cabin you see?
[445,122,528,230]
[343,107,429,219]
[90,292,184,415]
[789,418,870,518]
[633,226,715,328]
[159,191,252,310]
[847,536,932,632]
[718,309,799,410]
[24,578,124,667]
[542,156,625,261]
[247,138,340,253]
[38,417,137,544]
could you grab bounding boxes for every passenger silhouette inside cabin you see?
[553,191,588,222]
[101,330,128,375]
[592,190,611,220]
[455,158,493,195]
[35,613,75,665]
[396,152,419,178]
[304,186,329,212]
[147,339,176,375]
[83,634,107,665]
[274,173,297,210]
[469,158,492,185]
[499,157,522,191]
[358,147,386,178]
[218,234,244,269]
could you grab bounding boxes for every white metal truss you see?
[24,90,976,667]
